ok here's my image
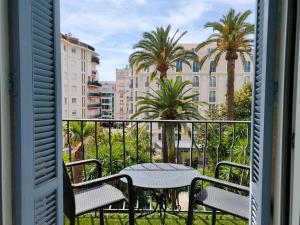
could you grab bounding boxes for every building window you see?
[210,61,216,72]
[145,76,149,87]
[192,76,199,87]
[72,98,77,103]
[244,61,251,72]
[209,76,216,87]
[72,110,77,115]
[158,133,162,140]
[244,76,251,84]
[71,48,76,53]
[192,61,199,72]
[176,60,183,72]
[209,90,216,103]
[135,77,138,88]
[130,79,133,88]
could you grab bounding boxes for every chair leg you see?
[212,209,216,225]
[69,217,75,225]
[186,189,195,225]
[128,200,135,225]
[100,208,104,225]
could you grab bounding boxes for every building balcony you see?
[88,92,101,97]
[87,103,101,108]
[91,55,100,64]
[88,81,101,87]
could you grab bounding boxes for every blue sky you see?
[60,0,255,81]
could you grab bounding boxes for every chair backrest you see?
[63,162,76,221]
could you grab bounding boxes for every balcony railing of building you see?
[91,55,100,64]
[62,119,251,216]
[88,81,101,87]
[88,92,101,97]
[87,103,101,108]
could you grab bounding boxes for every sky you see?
[60,0,255,81]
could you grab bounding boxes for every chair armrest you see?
[72,173,133,189]
[190,175,249,193]
[66,159,102,178]
[215,161,250,179]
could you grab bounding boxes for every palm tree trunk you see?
[226,58,235,120]
[166,123,176,163]
[162,123,169,162]
[160,69,169,162]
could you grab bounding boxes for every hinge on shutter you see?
[8,73,14,96]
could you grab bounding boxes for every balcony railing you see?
[88,81,101,87]
[91,55,100,64]
[63,118,251,216]
[88,92,101,97]
[87,103,101,108]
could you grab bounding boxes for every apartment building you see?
[124,44,253,143]
[99,81,116,119]
[115,67,130,120]
[61,33,101,119]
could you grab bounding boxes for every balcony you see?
[91,55,100,64]
[88,92,101,97]
[87,103,101,108]
[62,119,250,225]
[88,80,101,87]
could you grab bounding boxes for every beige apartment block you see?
[124,43,253,144]
[100,81,116,119]
[115,67,130,120]
[61,33,100,119]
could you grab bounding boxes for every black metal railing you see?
[87,103,101,108]
[62,119,251,212]
[88,92,101,97]
[88,81,101,87]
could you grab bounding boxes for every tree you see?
[131,78,202,163]
[129,25,199,80]
[196,9,254,119]
[206,83,252,121]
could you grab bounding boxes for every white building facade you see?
[122,44,253,143]
[115,67,130,120]
[61,34,101,119]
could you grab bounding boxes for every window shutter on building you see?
[11,0,63,224]
[250,0,278,224]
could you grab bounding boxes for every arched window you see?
[244,61,251,72]
[176,60,183,72]
[210,61,216,72]
[192,61,199,72]
[209,76,216,87]
[192,76,199,87]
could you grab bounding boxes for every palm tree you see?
[196,9,254,120]
[64,121,95,148]
[129,25,199,80]
[131,78,202,163]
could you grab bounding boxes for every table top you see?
[119,163,200,189]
